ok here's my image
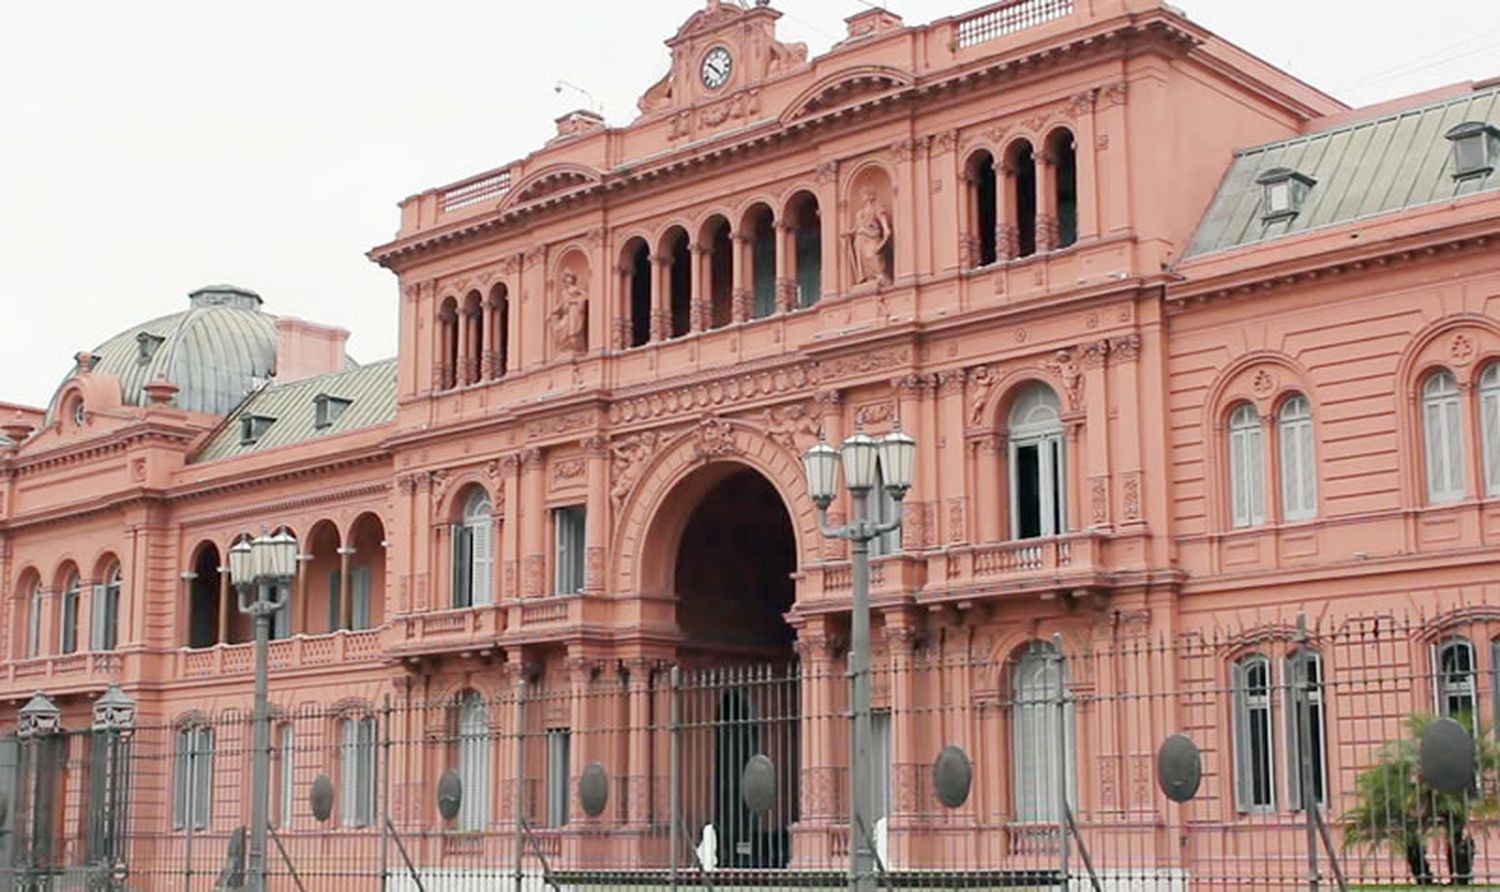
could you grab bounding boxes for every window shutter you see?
[1445,399,1464,497]
[1484,386,1500,496]
[327,570,342,632]
[1299,420,1316,517]
[351,568,371,630]
[1231,661,1250,813]
[173,730,189,827]
[90,584,107,651]
[196,729,214,828]
[471,519,493,606]
[340,721,356,825]
[451,525,472,608]
[1284,655,1303,811]
[1248,425,1265,525]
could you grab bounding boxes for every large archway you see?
[671,466,797,663]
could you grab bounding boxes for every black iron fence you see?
[7,610,1500,890]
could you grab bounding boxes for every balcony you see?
[0,651,123,695]
[174,629,382,680]
[387,605,506,659]
[927,532,1110,603]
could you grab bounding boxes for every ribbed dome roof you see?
[54,285,279,418]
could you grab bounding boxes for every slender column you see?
[935,372,966,548]
[1083,341,1112,528]
[885,620,919,865]
[975,435,1003,542]
[520,448,546,598]
[996,165,1017,261]
[731,233,752,323]
[179,573,197,647]
[338,546,355,630]
[499,455,521,601]
[480,298,495,379]
[216,565,231,644]
[893,375,930,549]
[582,437,608,594]
[296,553,312,634]
[774,221,795,313]
[689,243,709,332]
[456,306,473,386]
[649,254,670,342]
[614,264,633,350]
[1037,150,1059,252]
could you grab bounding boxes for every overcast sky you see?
[2,1,1496,409]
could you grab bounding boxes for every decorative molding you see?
[551,458,587,487]
[691,415,739,462]
[762,402,821,452]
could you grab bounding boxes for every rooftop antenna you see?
[554,80,603,115]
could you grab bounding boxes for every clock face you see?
[701,46,732,90]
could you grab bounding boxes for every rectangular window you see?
[451,523,473,608]
[350,567,372,630]
[870,710,893,822]
[458,701,491,832]
[752,236,776,318]
[1232,658,1275,812]
[795,228,821,307]
[1279,415,1317,522]
[1425,392,1465,503]
[60,587,79,655]
[275,724,295,828]
[90,580,120,652]
[340,717,376,827]
[1230,421,1266,528]
[554,507,586,595]
[327,569,343,632]
[172,727,213,830]
[546,728,571,828]
[1483,382,1500,497]
[1284,653,1327,809]
[1012,434,1065,540]
[26,591,42,659]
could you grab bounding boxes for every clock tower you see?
[637,0,807,116]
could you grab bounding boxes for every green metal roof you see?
[191,358,397,464]
[1185,86,1500,258]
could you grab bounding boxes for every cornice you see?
[368,14,1195,270]
[171,447,392,502]
[4,421,201,477]
[179,480,390,527]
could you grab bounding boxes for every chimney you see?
[274,317,350,384]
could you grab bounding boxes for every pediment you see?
[499,164,603,211]
[780,66,914,124]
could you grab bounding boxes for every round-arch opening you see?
[188,542,222,648]
[657,464,797,663]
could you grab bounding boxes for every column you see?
[893,375,931,549]
[296,552,312,633]
[1036,148,1060,252]
[457,304,474,386]
[338,546,355,630]
[437,305,456,390]
[774,221,795,314]
[582,437,608,594]
[624,656,654,832]
[815,389,848,560]
[996,163,1018,261]
[649,254,670,342]
[216,564,231,644]
[731,233,752,324]
[521,448,546,598]
[481,295,496,380]
[689,243,710,332]
[1071,89,1101,241]
[975,435,1003,542]
[499,454,521,601]
[614,263,633,350]
[934,371,967,548]
[884,616,920,867]
[179,572,197,647]
[1083,340,1113,529]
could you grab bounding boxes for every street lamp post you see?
[228,530,298,892]
[802,423,915,892]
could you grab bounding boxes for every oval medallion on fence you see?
[1156,734,1203,803]
[579,762,609,818]
[741,754,777,814]
[437,769,464,821]
[1421,717,1476,795]
[309,774,335,823]
[932,745,973,809]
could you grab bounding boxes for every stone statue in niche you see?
[848,188,893,286]
[550,271,589,356]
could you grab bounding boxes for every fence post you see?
[1053,633,1070,888]
[669,665,681,892]
[1295,617,1320,892]
[513,674,528,892]
[380,694,392,891]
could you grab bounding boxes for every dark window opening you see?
[1050,131,1078,249]
[629,243,652,348]
[708,220,734,329]
[1012,143,1038,258]
[1016,443,1041,539]
[975,153,998,266]
[789,195,822,307]
[188,547,221,649]
[490,284,509,378]
[747,207,776,319]
[669,233,691,338]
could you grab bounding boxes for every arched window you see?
[1278,395,1317,522]
[1008,383,1065,540]
[787,192,822,307]
[59,572,81,655]
[1010,640,1073,822]
[1231,654,1275,812]
[1480,364,1500,496]
[1006,140,1038,259]
[489,283,510,380]
[1423,370,1465,504]
[1228,403,1265,529]
[437,297,459,391]
[702,217,734,329]
[452,489,493,608]
[1436,638,1477,732]
[967,150,999,267]
[24,578,43,659]
[1046,129,1078,250]
[624,239,652,349]
[92,563,122,652]
[744,204,777,319]
[457,692,491,832]
[1284,649,1327,809]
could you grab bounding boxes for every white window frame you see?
[1010,640,1074,823]
[553,506,586,595]
[457,693,491,832]
[1009,384,1067,541]
[1436,638,1478,732]
[1423,370,1465,504]
[59,573,81,655]
[1278,395,1317,522]
[340,716,377,828]
[1284,650,1327,810]
[350,565,372,630]
[91,565,122,652]
[25,582,42,659]
[546,728,571,828]
[870,710,893,822]
[173,726,214,830]
[1228,403,1266,529]
[1232,654,1276,813]
[453,489,493,608]
[276,723,295,829]
[1480,365,1500,497]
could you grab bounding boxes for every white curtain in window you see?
[547,728,571,827]
[870,711,893,822]
[1011,641,1072,822]
[278,724,296,828]
[341,718,376,827]
[1480,365,1500,496]
[554,508,586,595]
[1424,371,1465,503]
[1278,396,1317,521]
[174,727,214,830]
[1231,656,1275,812]
[1229,403,1265,528]
[458,694,491,831]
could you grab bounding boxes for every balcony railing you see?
[953,0,1075,50]
[177,629,382,679]
[1,651,122,687]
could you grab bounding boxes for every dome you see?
[53,285,279,417]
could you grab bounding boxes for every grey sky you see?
[2,1,1496,410]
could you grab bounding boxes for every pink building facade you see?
[3,1,1500,887]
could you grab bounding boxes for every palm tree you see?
[1342,715,1500,885]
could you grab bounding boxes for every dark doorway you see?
[189,545,221,649]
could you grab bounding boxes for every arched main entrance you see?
[659,464,799,869]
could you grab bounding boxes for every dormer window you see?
[240,414,276,445]
[1257,168,1315,223]
[314,394,352,430]
[1446,122,1499,181]
[136,332,165,364]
